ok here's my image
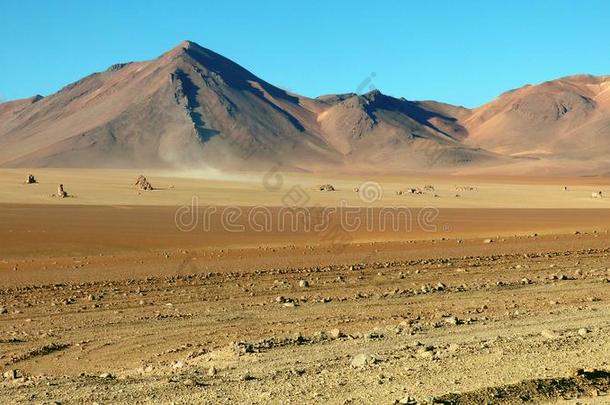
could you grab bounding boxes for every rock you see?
[318,184,335,192]
[444,316,459,326]
[350,353,377,368]
[571,368,585,377]
[135,175,154,191]
[298,280,309,288]
[2,369,20,380]
[25,174,37,184]
[172,361,185,369]
[329,328,344,339]
[578,328,589,337]
[0,307,7,314]
[365,331,384,340]
[396,396,418,405]
[57,184,68,198]
[207,366,217,376]
[541,329,558,339]
[447,343,461,352]
[417,348,434,359]
[241,371,255,381]
[483,238,494,244]
[98,372,113,379]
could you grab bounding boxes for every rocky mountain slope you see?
[1,41,609,174]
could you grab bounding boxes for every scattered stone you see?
[365,331,384,340]
[24,174,37,184]
[57,184,68,198]
[329,328,344,339]
[444,316,460,326]
[2,369,20,380]
[135,175,154,191]
[350,353,377,368]
[318,184,335,192]
[417,347,434,359]
[541,329,558,339]
[241,371,255,381]
[447,343,461,352]
[571,368,586,377]
[396,396,418,405]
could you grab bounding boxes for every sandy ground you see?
[1,169,610,404]
[1,168,610,208]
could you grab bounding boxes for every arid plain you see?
[1,169,610,404]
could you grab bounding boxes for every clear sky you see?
[2,1,610,107]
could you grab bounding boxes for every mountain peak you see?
[177,39,202,50]
[163,40,209,60]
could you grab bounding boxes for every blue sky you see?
[1,1,610,107]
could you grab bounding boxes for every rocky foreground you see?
[1,234,610,404]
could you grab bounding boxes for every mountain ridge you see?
[1,40,609,174]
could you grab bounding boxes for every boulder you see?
[57,184,68,198]
[135,175,154,191]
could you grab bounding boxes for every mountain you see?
[463,75,610,159]
[0,40,502,172]
[0,40,609,174]
[0,41,333,169]
[458,74,610,175]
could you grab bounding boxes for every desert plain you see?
[1,168,610,404]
